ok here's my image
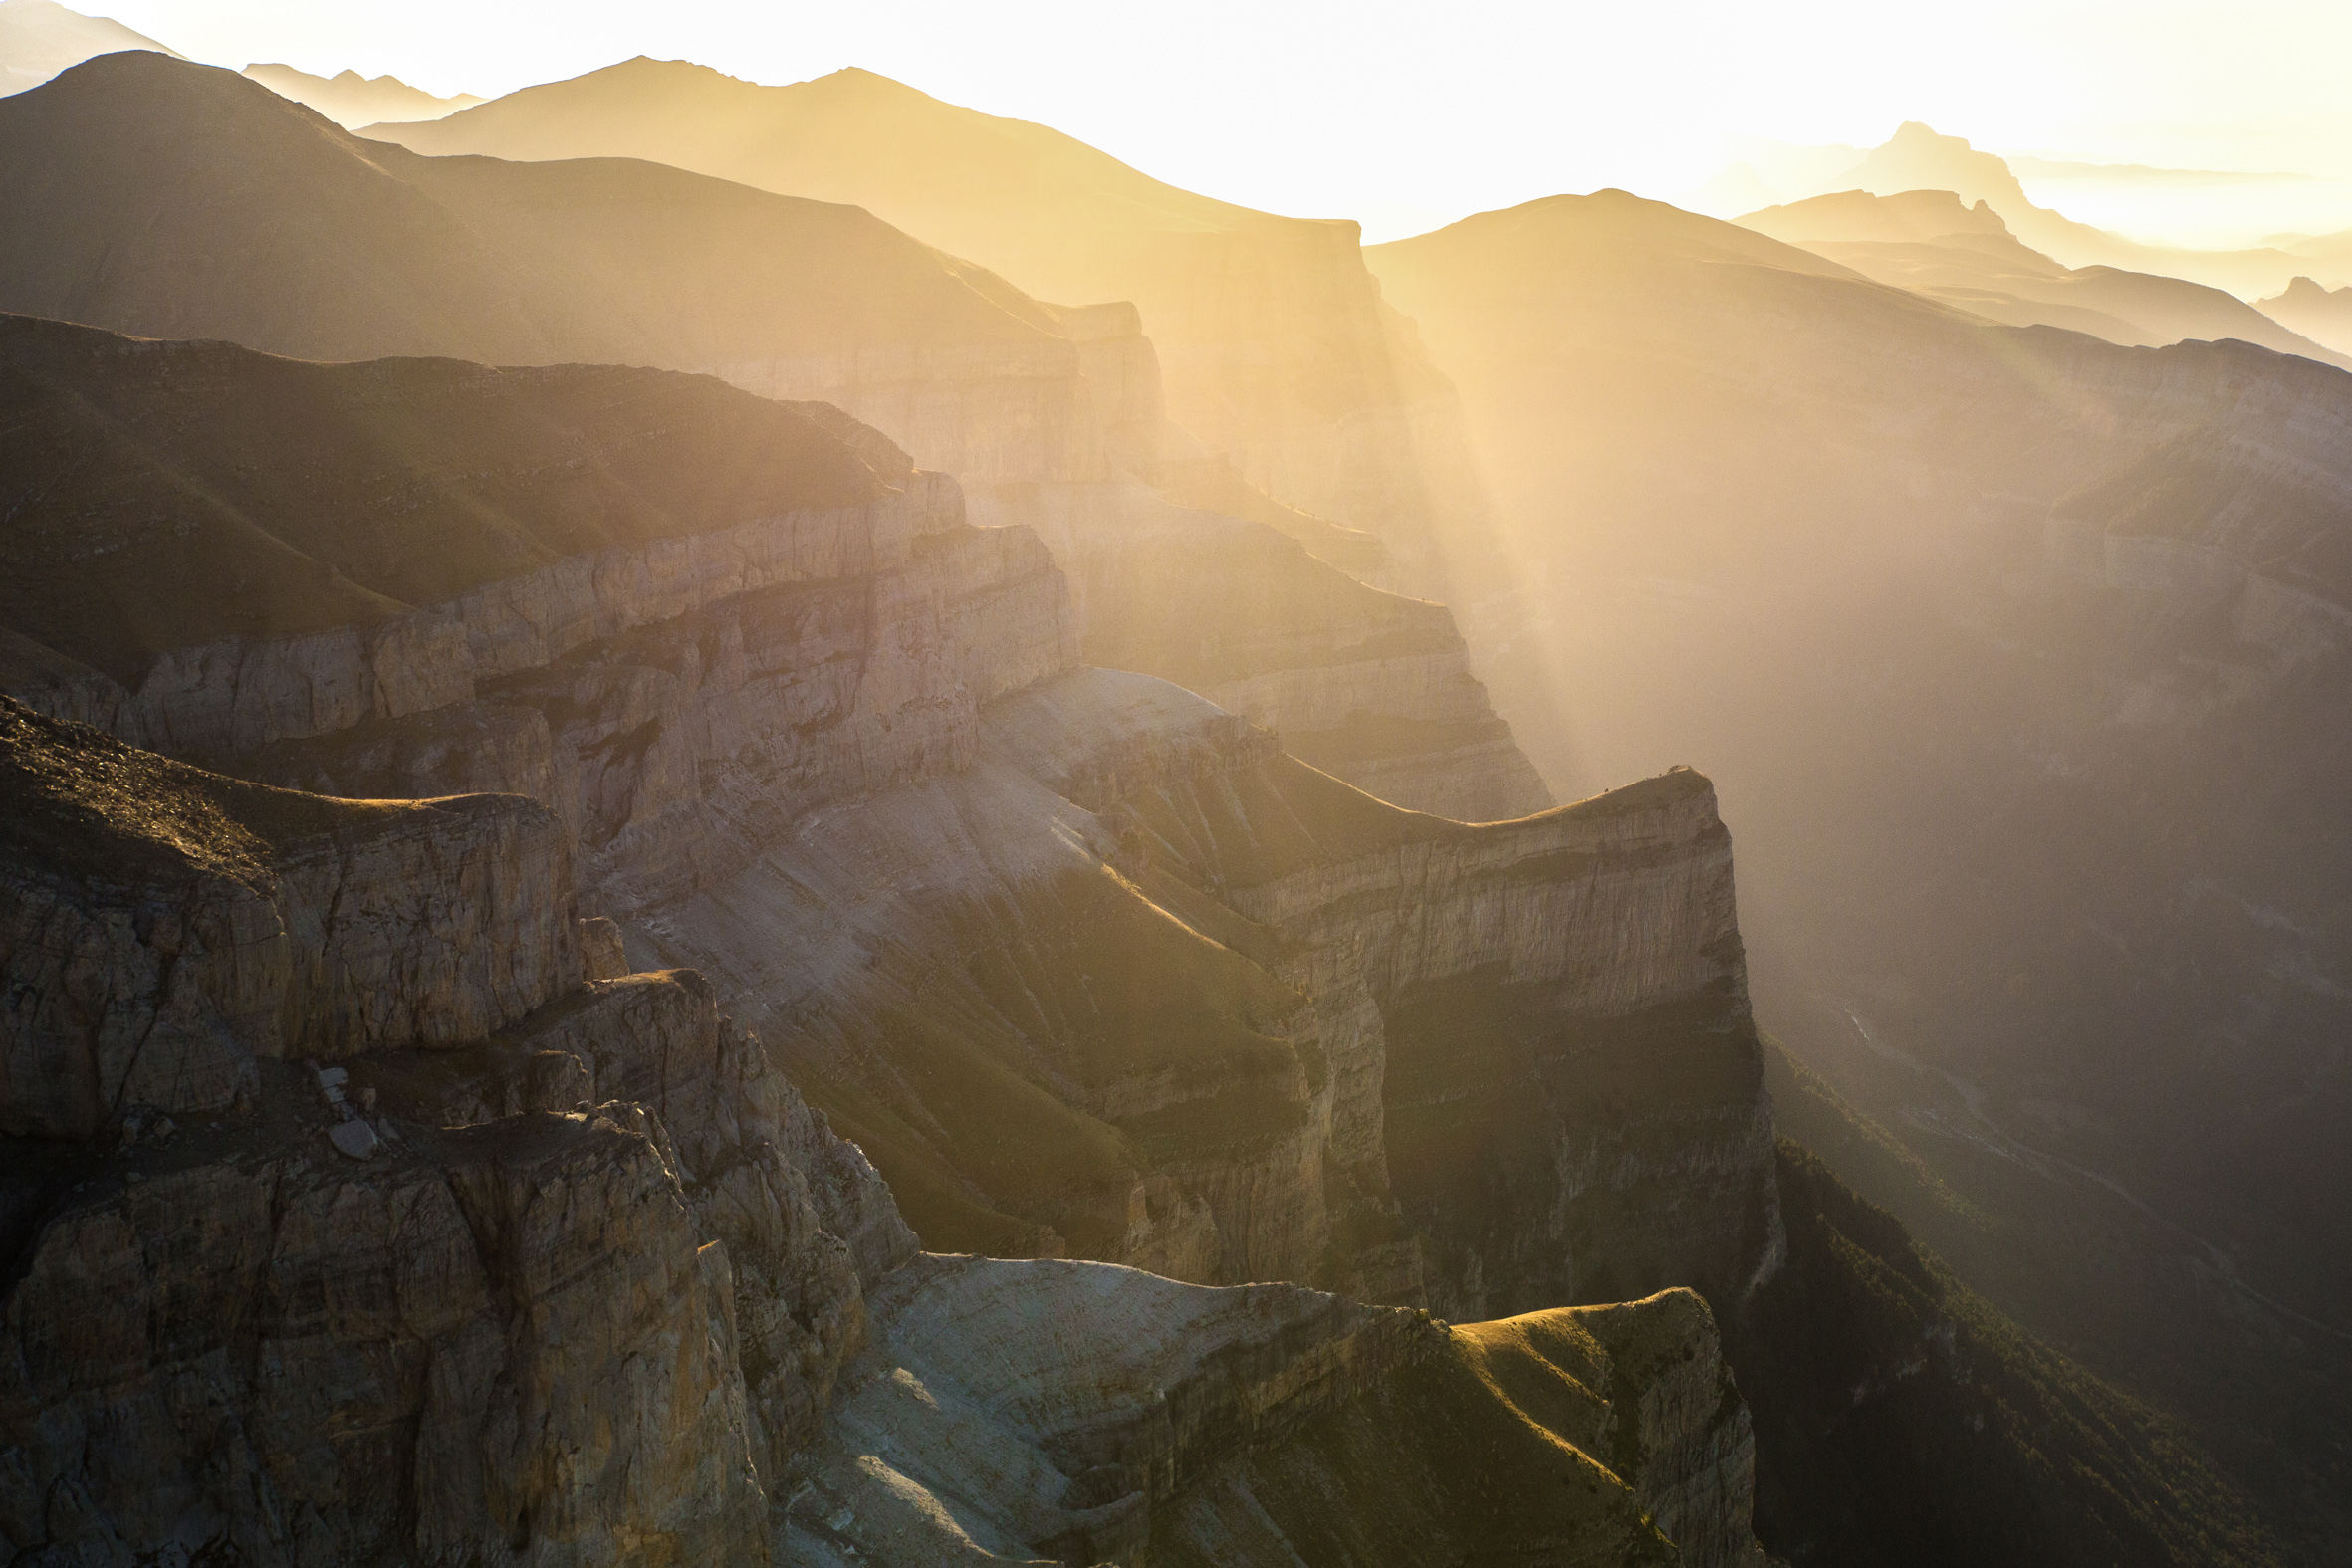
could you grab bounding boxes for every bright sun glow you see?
[88,0,2352,242]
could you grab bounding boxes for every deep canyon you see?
[0,35,2341,1568]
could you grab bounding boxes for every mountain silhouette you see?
[362,56,1476,542]
[0,0,175,93]
[1741,188,2345,362]
[0,52,1061,370]
[243,62,483,128]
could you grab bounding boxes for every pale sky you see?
[91,0,2352,236]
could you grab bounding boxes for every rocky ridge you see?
[0,701,1769,1565]
[0,311,1777,1563]
[0,56,1550,822]
[362,56,1496,558]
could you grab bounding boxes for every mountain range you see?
[0,13,2345,1566]
[0,0,171,92]
[1737,188,2346,361]
[360,56,1486,562]
[1368,187,2352,1556]
[240,61,481,126]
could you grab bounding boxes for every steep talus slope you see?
[1368,187,2352,1556]
[365,56,1490,554]
[0,56,1548,820]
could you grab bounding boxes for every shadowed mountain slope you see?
[0,55,1553,821]
[1730,1143,2282,1568]
[0,53,1056,372]
[362,56,1490,551]
[1369,188,2352,1559]
[1739,189,2346,363]
[0,314,886,687]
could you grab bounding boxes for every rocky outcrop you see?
[787,1264,1765,1568]
[972,477,1552,821]
[0,695,1775,1567]
[630,665,1774,1332]
[1079,691,1781,1320]
[787,1256,1443,1564]
[0,351,1796,1565]
[0,705,884,1564]
[0,699,581,1139]
[2,1100,770,1567]
[1145,1287,1766,1568]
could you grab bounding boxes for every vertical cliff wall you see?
[0,702,926,1567]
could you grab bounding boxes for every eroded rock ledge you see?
[0,706,1768,1566]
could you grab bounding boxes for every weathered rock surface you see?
[632,666,1776,1328]
[1,1103,769,1568]
[0,699,580,1139]
[0,695,1771,1568]
[973,477,1552,822]
[0,300,1782,1563]
[788,1261,1764,1568]
[0,706,907,1564]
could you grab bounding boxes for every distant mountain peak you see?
[240,58,480,128]
[1892,119,1967,146]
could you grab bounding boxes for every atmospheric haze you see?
[41,0,2352,243]
[0,3,2348,1568]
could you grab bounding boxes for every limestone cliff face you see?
[787,1266,1765,1568]
[4,1105,768,1567]
[639,666,1774,1335]
[0,700,581,1140]
[0,709,918,1566]
[972,478,1553,822]
[1073,691,1782,1321]
[0,701,1773,1568]
[1147,1288,1767,1568]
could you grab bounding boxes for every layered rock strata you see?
[0,54,1550,821]
[366,57,1500,557]
[0,691,1773,1567]
[1051,678,1780,1319]
[0,698,579,1139]
[0,316,1077,921]
[972,477,1552,822]
[635,665,1775,1325]
[0,706,911,1566]
[788,1267,1765,1568]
